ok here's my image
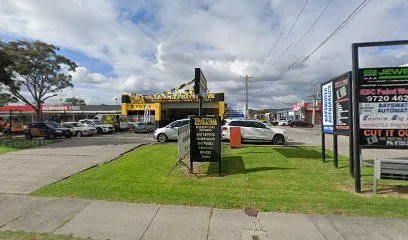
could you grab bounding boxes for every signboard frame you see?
[194,68,208,116]
[189,116,222,175]
[351,40,408,193]
[194,68,208,99]
[321,72,353,171]
[178,124,190,160]
[333,71,352,136]
[321,81,334,134]
[357,67,408,149]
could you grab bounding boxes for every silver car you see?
[153,119,190,143]
[62,122,96,137]
[134,122,157,133]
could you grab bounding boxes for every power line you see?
[260,0,332,78]
[255,61,297,94]
[252,26,286,77]
[259,41,294,77]
[256,0,312,78]
[288,0,310,35]
[294,0,334,47]
[256,0,372,94]
[299,0,372,65]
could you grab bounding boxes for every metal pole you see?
[199,96,203,117]
[322,133,326,162]
[349,71,355,178]
[321,87,326,162]
[245,76,248,119]
[351,43,361,193]
[333,134,338,168]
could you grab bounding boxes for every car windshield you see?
[70,123,80,127]
[45,122,64,128]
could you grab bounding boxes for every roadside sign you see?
[226,109,245,119]
[190,116,222,174]
[178,124,190,160]
[333,72,352,135]
[321,72,352,171]
[322,82,334,134]
[358,67,408,148]
[194,68,208,99]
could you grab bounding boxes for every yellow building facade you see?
[121,91,225,127]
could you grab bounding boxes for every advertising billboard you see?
[333,72,351,135]
[177,124,190,160]
[190,117,221,163]
[322,82,334,134]
[194,68,208,99]
[358,67,408,148]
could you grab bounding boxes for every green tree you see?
[0,45,18,106]
[0,40,77,120]
[65,97,86,105]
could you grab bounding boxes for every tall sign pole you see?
[351,43,361,192]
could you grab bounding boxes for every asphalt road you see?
[55,131,156,147]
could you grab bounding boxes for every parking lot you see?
[0,132,155,194]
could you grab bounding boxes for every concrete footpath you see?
[1,194,408,240]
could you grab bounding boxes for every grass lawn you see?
[0,139,56,154]
[0,231,83,240]
[33,144,408,218]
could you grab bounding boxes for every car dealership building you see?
[121,80,225,127]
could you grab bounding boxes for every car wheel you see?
[66,134,72,138]
[157,133,168,143]
[48,133,55,139]
[96,128,102,134]
[76,131,82,137]
[272,134,285,145]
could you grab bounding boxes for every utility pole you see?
[243,75,253,119]
[311,81,319,125]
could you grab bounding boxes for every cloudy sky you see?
[1,0,408,109]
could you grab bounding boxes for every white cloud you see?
[1,0,408,108]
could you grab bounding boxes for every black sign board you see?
[358,67,408,149]
[321,72,352,170]
[194,68,208,99]
[333,72,352,135]
[190,116,222,174]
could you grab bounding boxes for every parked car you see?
[62,122,97,137]
[92,114,131,131]
[271,120,279,126]
[277,118,289,126]
[25,122,72,139]
[78,119,114,134]
[153,119,190,143]
[134,122,157,133]
[290,121,314,128]
[222,119,288,145]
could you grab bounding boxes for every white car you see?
[78,119,115,134]
[153,119,190,143]
[278,118,289,126]
[62,122,97,137]
[222,119,288,145]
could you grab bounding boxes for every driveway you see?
[0,132,155,194]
